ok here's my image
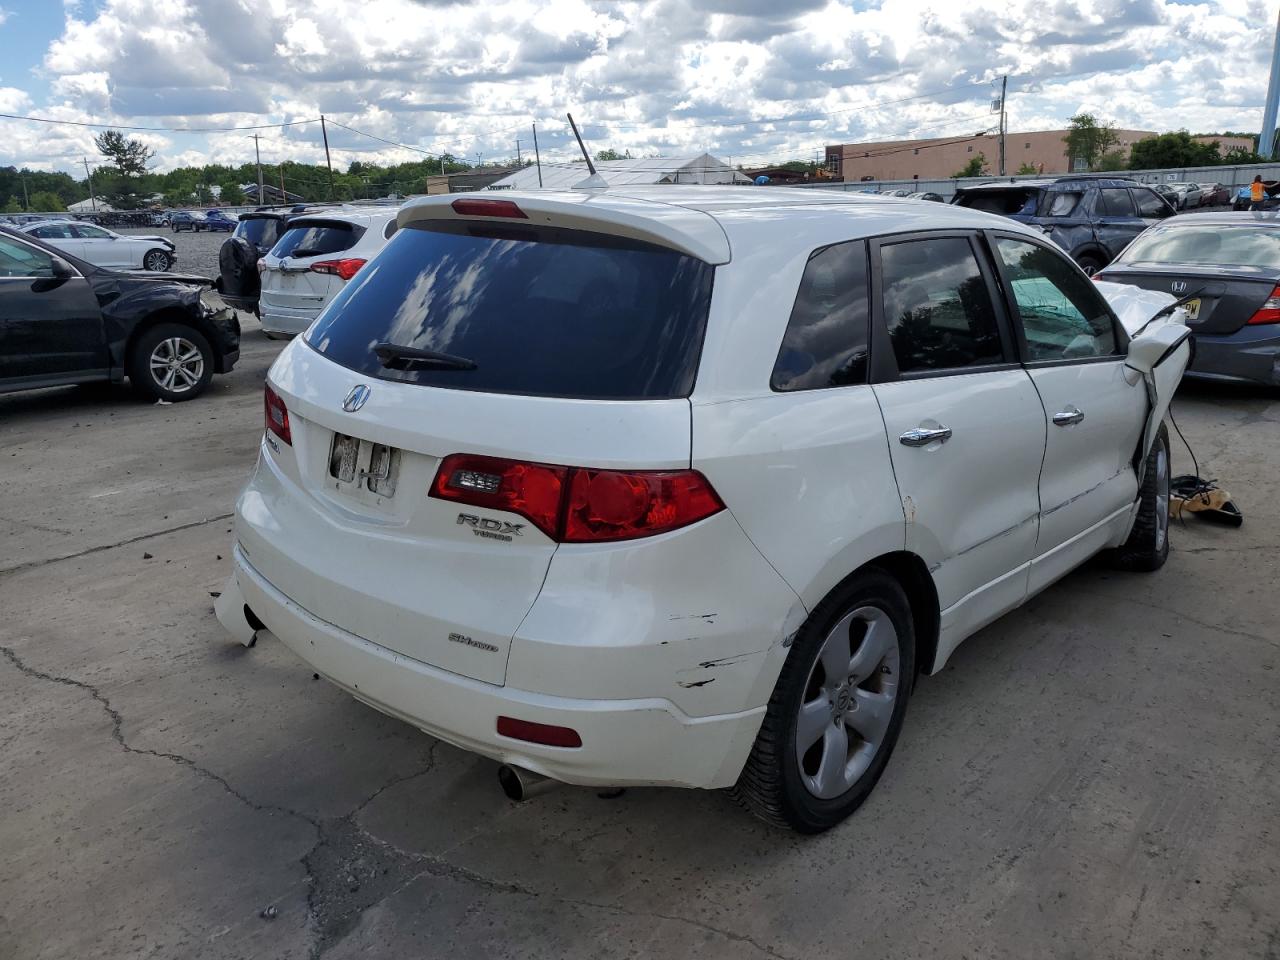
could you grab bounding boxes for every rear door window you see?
[273,220,363,258]
[1096,189,1136,217]
[955,189,1039,216]
[772,241,870,391]
[878,237,1005,374]
[306,221,714,400]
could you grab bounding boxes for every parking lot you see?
[2,228,1279,960]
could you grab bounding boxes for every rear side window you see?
[273,220,363,258]
[235,217,279,247]
[772,241,870,391]
[32,223,75,239]
[955,189,1038,216]
[306,221,714,400]
[879,237,1004,374]
[1096,188,1135,217]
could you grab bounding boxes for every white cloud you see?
[1,0,1272,173]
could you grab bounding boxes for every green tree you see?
[1063,114,1119,171]
[595,148,632,161]
[2,196,21,213]
[1015,161,1040,175]
[94,129,155,176]
[29,191,65,211]
[219,181,246,205]
[1128,131,1221,170]
[1097,149,1128,171]
[952,153,988,178]
[1223,146,1265,164]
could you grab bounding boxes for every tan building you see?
[825,130,1257,182]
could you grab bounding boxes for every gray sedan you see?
[1095,212,1280,387]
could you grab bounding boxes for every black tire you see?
[127,322,214,402]
[1107,424,1171,572]
[731,569,916,833]
[171,225,180,233]
[1076,253,1104,276]
[142,248,172,272]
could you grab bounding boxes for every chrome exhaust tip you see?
[498,764,561,802]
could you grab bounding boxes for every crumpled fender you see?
[91,273,207,369]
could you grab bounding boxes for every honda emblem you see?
[1171,281,1187,295]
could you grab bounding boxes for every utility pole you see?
[476,152,482,170]
[440,157,445,176]
[20,175,28,211]
[515,139,524,165]
[279,164,287,204]
[992,75,1008,176]
[320,115,335,199]
[1261,7,1280,160]
[251,133,264,202]
[532,123,543,187]
[83,157,98,212]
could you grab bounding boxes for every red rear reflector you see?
[430,455,724,542]
[1246,285,1280,325]
[497,716,582,748]
[310,257,367,281]
[451,198,527,219]
[263,384,291,445]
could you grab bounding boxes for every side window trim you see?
[982,229,1126,366]
[867,229,1020,384]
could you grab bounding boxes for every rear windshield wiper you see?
[373,342,478,371]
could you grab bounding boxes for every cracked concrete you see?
[1,326,1278,959]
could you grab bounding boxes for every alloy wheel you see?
[1154,443,1170,552]
[148,336,205,394]
[796,605,901,800]
[144,251,168,271]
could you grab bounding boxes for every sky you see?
[0,0,1273,178]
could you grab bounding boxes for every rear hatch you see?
[251,211,716,684]
[1101,224,1280,334]
[260,218,365,319]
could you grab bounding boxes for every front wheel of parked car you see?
[143,249,172,271]
[128,323,214,402]
[731,569,915,833]
[1107,424,1171,573]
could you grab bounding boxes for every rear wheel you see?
[731,570,915,833]
[1108,424,1171,572]
[128,323,214,402]
[1076,253,1104,276]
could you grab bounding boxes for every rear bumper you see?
[260,304,320,337]
[218,548,768,789]
[1188,326,1280,386]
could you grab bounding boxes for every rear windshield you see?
[306,221,714,399]
[1118,225,1280,269]
[273,220,363,258]
[953,188,1040,216]
[235,217,279,247]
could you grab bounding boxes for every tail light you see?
[451,198,527,219]
[256,258,266,274]
[1246,285,1280,325]
[430,454,723,542]
[310,258,367,281]
[264,384,291,445]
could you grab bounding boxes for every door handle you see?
[1052,406,1085,426]
[899,426,952,447]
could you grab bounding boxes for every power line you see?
[0,112,320,133]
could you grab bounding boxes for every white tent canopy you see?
[487,153,750,191]
[67,198,116,213]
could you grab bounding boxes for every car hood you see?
[131,234,173,244]
[1094,280,1181,336]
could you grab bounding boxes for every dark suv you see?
[952,176,1176,274]
[215,210,298,316]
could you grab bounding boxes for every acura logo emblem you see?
[342,384,371,412]
[1171,281,1187,295]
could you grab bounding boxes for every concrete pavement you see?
[1,327,1277,959]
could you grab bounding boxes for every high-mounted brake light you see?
[310,258,367,281]
[450,198,528,219]
[430,454,724,542]
[263,384,292,445]
[1246,285,1280,325]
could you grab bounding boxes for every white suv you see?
[257,208,397,338]
[217,189,1190,832]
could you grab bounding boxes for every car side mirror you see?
[50,256,73,278]
[1125,323,1190,376]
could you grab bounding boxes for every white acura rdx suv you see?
[217,188,1189,832]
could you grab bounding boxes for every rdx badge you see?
[456,513,524,542]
